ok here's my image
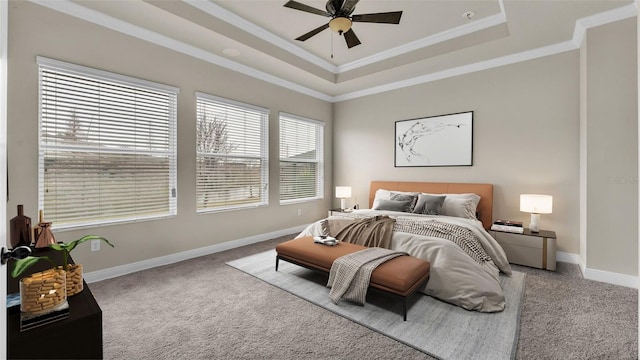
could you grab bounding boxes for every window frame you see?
[195,92,269,213]
[279,112,324,204]
[37,56,179,231]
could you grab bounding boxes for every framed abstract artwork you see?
[395,111,473,167]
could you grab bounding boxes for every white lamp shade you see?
[520,194,553,214]
[335,186,352,199]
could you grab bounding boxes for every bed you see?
[297,181,512,312]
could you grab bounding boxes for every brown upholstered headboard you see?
[369,181,494,229]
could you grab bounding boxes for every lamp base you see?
[340,198,347,210]
[529,213,540,232]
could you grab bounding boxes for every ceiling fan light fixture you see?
[329,16,352,34]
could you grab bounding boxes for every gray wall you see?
[334,52,581,254]
[585,18,638,275]
[333,18,638,276]
[6,2,333,272]
[6,3,637,278]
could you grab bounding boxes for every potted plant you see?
[12,235,114,296]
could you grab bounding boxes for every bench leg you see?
[403,298,407,321]
[275,256,279,271]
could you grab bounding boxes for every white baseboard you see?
[556,251,581,264]
[84,233,639,290]
[583,267,639,289]
[556,251,638,289]
[83,224,308,283]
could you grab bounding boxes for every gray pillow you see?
[421,193,481,219]
[390,192,418,212]
[413,194,446,215]
[372,199,413,212]
[441,193,481,219]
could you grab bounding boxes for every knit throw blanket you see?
[329,213,491,265]
[394,218,492,264]
[327,247,406,305]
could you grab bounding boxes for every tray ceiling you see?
[50,0,638,100]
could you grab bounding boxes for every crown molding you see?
[26,0,638,104]
[337,0,507,73]
[182,0,338,74]
[572,1,638,47]
[333,40,575,102]
[29,0,333,102]
[186,0,508,76]
[335,2,638,102]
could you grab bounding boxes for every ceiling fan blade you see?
[284,0,331,17]
[295,23,330,41]
[340,0,359,15]
[352,11,403,24]
[343,28,361,49]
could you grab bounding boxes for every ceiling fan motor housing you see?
[326,0,358,16]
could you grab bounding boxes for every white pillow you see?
[424,193,481,219]
[373,189,391,203]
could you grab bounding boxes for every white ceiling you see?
[53,0,637,101]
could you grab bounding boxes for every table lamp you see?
[335,186,352,210]
[520,194,553,232]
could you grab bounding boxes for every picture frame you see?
[395,111,473,167]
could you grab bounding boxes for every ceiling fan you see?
[284,0,403,49]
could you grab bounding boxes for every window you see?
[38,57,178,229]
[196,92,269,212]
[279,113,324,203]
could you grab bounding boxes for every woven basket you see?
[20,268,67,315]
[64,264,84,296]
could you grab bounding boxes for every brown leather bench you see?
[275,236,430,321]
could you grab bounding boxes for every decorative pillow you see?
[390,192,418,212]
[371,199,413,212]
[372,189,419,211]
[412,194,446,215]
[423,193,481,219]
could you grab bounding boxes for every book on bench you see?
[313,236,338,246]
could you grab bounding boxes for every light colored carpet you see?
[227,249,525,360]
[89,235,637,359]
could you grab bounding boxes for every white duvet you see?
[297,209,512,312]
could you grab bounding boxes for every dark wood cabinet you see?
[6,248,103,359]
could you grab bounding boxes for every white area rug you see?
[228,249,525,360]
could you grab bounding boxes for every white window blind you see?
[279,113,324,203]
[38,57,178,229]
[196,92,269,212]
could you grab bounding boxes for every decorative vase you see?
[20,268,67,315]
[10,205,32,248]
[34,222,56,249]
[64,264,84,296]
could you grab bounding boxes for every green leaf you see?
[11,256,56,278]
[48,243,67,251]
[70,235,113,252]
[49,235,114,253]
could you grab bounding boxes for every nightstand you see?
[491,228,557,271]
[328,208,352,216]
